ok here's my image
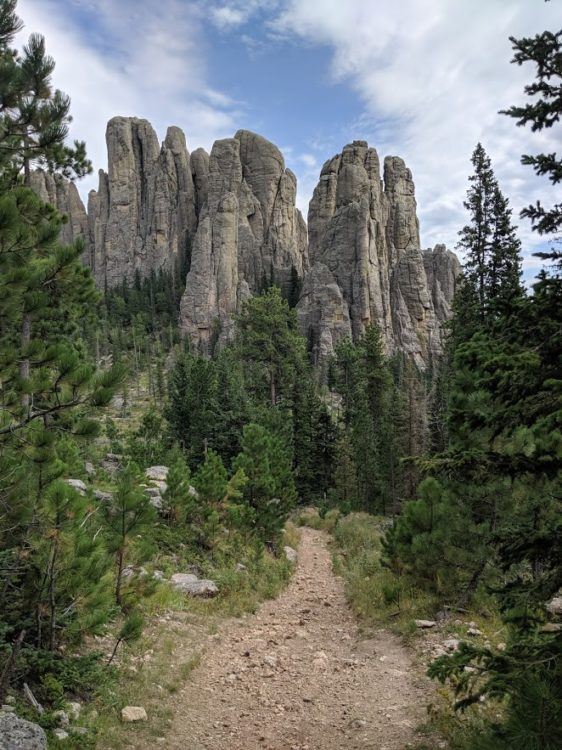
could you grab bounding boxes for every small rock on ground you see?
[121,706,148,722]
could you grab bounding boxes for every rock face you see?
[423,243,462,323]
[0,713,47,750]
[296,141,459,373]
[87,117,198,288]
[29,171,89,262]
[30,123,459,371]
[170,573,219,597]
[179,130,308,353]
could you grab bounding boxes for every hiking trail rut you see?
[162,528,431,750]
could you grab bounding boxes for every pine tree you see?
[501,28,562,238]
[454,143,524,340]
[0,0,91,184]
[233,423,296,543]
[234,287,306,408]
[102,463,156,606]
[162,454,194,524]
[165,353,219,467]
[291,365,336,504]
[332,325,397,512]
[329,431,360,511]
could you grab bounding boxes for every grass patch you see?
[332,513,440,638]
[293,506,341,532]
[331,513,508,749]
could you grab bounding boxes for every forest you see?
[0,0,560,748]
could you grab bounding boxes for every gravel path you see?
[163,527,430,750]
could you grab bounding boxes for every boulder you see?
[101,453,122,475]
[443,638,460,652]
[170,573,218,597]
[284,546,298,563]
[120,706,147,722]
[52,711,69,727]
[546,596,562,618]
[93,489,113,502]
[145,466,169,482]
[415,619,436,629]
[66,702,81,721]
[0,713,47,749]
[66,479,87,495]
[467,627,482,637]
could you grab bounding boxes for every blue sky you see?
[18,0,559,276]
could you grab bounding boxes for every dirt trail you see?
[163,528,430,750]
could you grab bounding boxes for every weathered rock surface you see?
[423,244,462,323]
[0,713,47,750]
[179,130,308,353]
[297,141,459,372]
[121,706,147,722]
[32,122,460,371]
[87,117,198,288]
[284,545,298,563]
[546,596,562,618]
[170,573,218,597]
[29,171,89,262]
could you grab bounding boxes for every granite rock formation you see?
[30,122,459,370]
[179,130,308,352]
[87,117,198,288]
[296,141,459,372]
[29,170,89,262]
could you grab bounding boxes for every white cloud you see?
[211,6,246,29]
[16,0,242,199]
[14,0,560,274]
[209,1,279,30]
[270,0,560,257]
[299,153,317,168]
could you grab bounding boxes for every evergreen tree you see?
[454,143,523,340]
[420,29,562,747]
[329,432,360,511]
[235,287,306,408]
[501,28,562,238]
[162,454,194,524]
[212,348,249,464]
[0,0,91,184]
[332,325,397,512]
[102,463,156,606]
[233,423,296,543]
[291,365,336,504]
[165,352,219,466]
[191,450,249,547]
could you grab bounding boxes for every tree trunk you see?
[115,548,124,606]
[459,557,488,608]
[0,629,25,703]
[48,538,59,651]
[107,637,123,666]
[20,312,31,408]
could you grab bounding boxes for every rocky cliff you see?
[86,117,198,289]
[29,171,89,263]
[179,130,308,352]
[32,122,459,368]
[296,141,460,372]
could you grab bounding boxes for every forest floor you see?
[151,528,434,750]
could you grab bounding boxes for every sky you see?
[17,0,559,277]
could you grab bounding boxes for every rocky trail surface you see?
[159,528,431,750]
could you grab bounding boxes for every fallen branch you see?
[23,682,44,715]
